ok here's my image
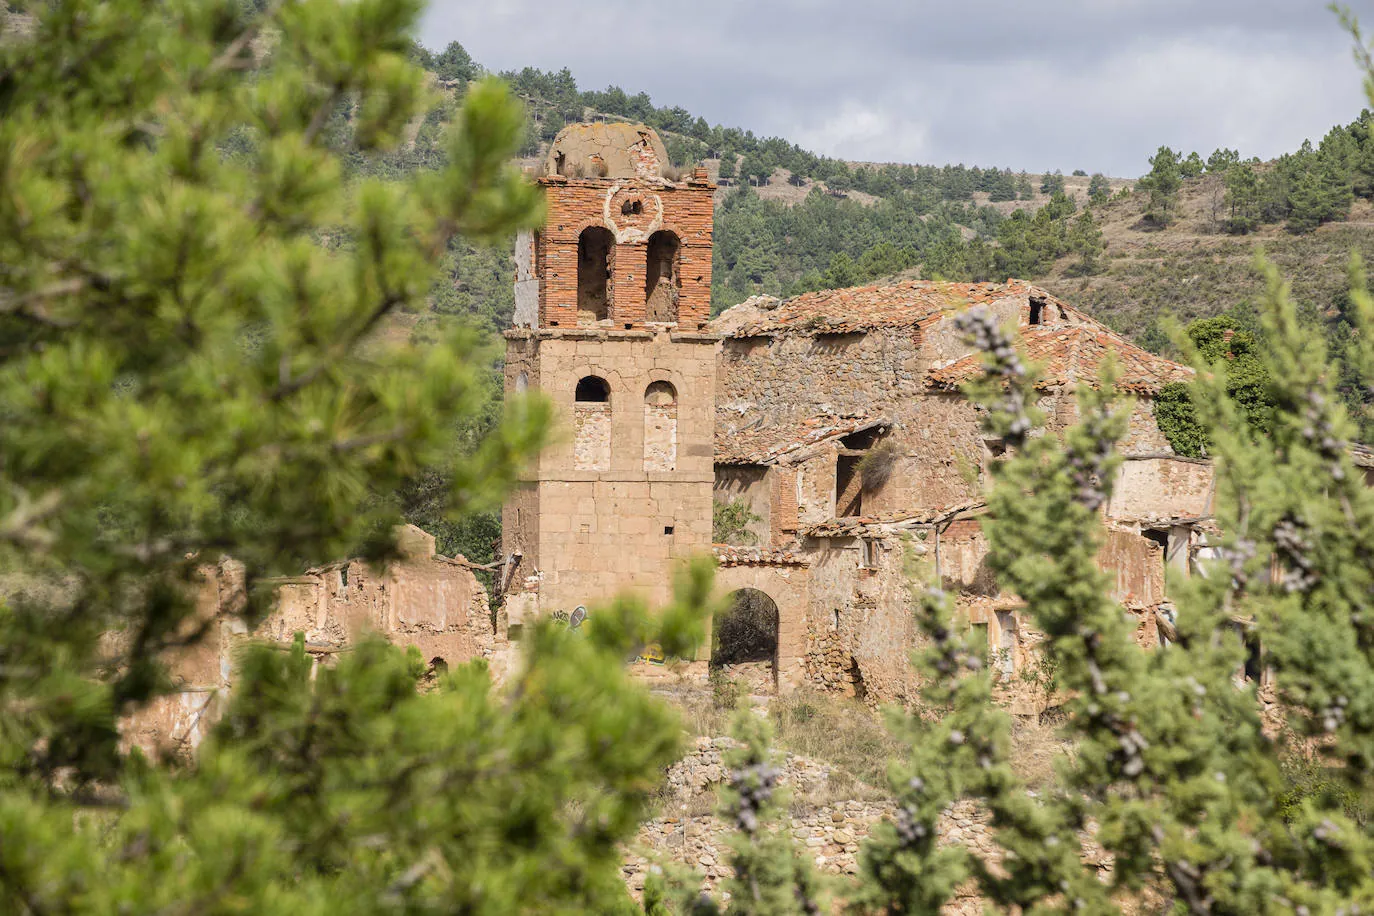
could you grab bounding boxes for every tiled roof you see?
[712,545,808,567]
[715,414,889,466]
[709,279,1068,339]
[927,325,1194,395]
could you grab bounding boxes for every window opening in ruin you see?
[836,454,863,517]
[972,621,989,654]
[1144,528,1170,585]
[574,375,612,471]
[621,198,643,216]
[576,226,613,325]
[664,526,674,535]
[338,566,348,590]
[643,380,678,471]
[711,588,780,691]
[645,230,681,323]
[995,610,1018,676]
[1244,632,1263,683]
[860,538,880,569]
[575,375,610,403]
[1029,296,1047,326]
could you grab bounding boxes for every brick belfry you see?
[499,123,718,629]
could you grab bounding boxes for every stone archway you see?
[711,588,781,693]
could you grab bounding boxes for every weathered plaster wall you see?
[800,535,921,705]
[1105,457,1215,521]
[712,465,772,545]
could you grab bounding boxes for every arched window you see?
[577,227,613,325]
[575,376,610,403]
[645,230,680,323]
[643,380,678,471]
[574,375,611,470]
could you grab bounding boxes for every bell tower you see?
[500,123,718,627]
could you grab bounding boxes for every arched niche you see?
[643,380,678,471]
[573,375,611,471]
[645,230,681,323]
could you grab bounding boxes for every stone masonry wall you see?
[506,329,716,617]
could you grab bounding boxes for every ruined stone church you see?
[129,122,1247,748]
[494,122,1217,709]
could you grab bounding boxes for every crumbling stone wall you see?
[123,527,498,756]
[801,535,921,706]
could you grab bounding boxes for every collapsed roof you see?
[715,414,889,466]
[708,279,1073,339]
[928,324,1195,395]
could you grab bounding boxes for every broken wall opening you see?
[643,380,678,471]
[711,588,779,690]
[835,454,863,517]
[577,226,613,325]
[645,230,681,323]
[573,375,611,471]
[834,425,892,518]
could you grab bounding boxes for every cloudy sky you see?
[419,1,1371,178]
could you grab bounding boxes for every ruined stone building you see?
[123,526,498,752]
[498,122,1219,709]
[129,121,1226,753]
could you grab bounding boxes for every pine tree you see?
[1087,173,1112,206]
[0,2,716,911]
[1067,209,1105,277]
[1223,161,1263,233]
[1139,146,1183,225]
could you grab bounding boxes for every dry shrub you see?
[858,439,902,491]
[770,689,902,793]
[1008,713,1072,790]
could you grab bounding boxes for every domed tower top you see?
[541,122,672,182]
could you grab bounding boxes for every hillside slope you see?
[1036,173,1374,345]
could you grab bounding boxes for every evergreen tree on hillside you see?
[1040,170,1066,195]
[1180,150,1206,178]
[1223,161,1263,233]
[1139,145,1183,225]
[1207,147,1242,172]
[1066,209,1106,277]
[1087,172,1112,205]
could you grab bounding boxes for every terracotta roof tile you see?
[715,414,889,466]
[709,279,1066,339]
[712,545,808,567]
[927,325,1194,395]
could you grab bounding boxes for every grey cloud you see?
[419,1,1371,176]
